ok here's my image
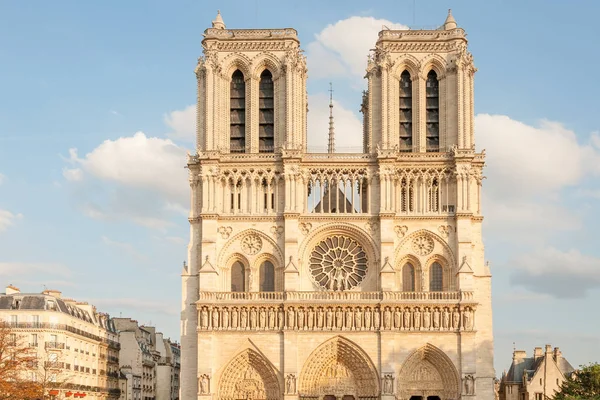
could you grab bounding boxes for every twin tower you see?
[181,10,494,400]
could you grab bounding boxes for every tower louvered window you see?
[399,70,412,152]
[230,70,246,153]
[259,70,274,153]
[426,70,439,152]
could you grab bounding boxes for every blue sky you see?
[1,0,599,375]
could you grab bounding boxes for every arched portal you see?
[299,336,379,399]
[397,344,460,400]
[218,349,280,400]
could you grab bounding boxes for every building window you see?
[259,261,275,292]
[231,261,246,292]
[429,262,443,291]
[31,334,37,347]
[402,263,415,292]
[230,69,246,153]
[399,70,412,152]
[426,70,439,152]
[535,394,543,400]
[259,70,274,153]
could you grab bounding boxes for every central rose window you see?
[309,235,368,291]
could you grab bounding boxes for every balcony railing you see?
[44,361,65,369]
[198,290,473,303]
[45,341,65,349]
[6,322,120,349]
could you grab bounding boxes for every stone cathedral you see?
[181,10,494,400]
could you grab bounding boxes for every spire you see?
[444,9,457,30]
[328,82,335,154]
[212,10,226,30]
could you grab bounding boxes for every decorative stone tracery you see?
[309,235,368,291]
[218,349,280,400]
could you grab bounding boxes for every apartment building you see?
[0,285,121,399]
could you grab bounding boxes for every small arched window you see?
[259,260,275,292]
[230,70,246,153]
[429,262,443,291]
[402,263,415,292]
[399,70,412,152]
[259,70,274,153]
[231,261,246,292]
[426,70,439,152]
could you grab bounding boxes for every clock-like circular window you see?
[309,235,368,291]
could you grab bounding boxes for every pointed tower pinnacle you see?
[444,9,457,30]
[212,10,226,30]
[328,82,335,154]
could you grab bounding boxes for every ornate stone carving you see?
[285,374,297,394]
[382,374,394,394]
[199,374,210,394]
[309,235,368,291]
[438,225,451,238]
[270,225,283,238]
[298,222,312,235]
[218,349,280,400]
[394,225,408,238]
[241,234,262,255]
[412,234,435,256]
[217,226,233,239]
[463,374,475,395]
[365,221,378,234]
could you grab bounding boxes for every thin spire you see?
[328,82,335,154]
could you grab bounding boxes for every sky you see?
[1,0,599,375]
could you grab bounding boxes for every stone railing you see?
[198,291,473,303]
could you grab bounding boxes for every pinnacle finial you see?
[212,10,226,30]
[327,82,335,154]
[444,9,457,30]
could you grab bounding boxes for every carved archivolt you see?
[397,344,460,400]
[218,349,280,400]
[299,336,379,398]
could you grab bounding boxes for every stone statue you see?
[335,307,343,329]
[345,308,353,329]
[383,374,393,394]
[413,308,421,330]
[287,308,295,329]
[286,374,296,394]
[307,308,314,329]
[250,307,257,329]
[297,308,305,329]
[463,308,473,330]
[223,308,230,329]
[240,308,248,329]
[211,307,219,329]
[464,375,474,395]
[355,308,363,330]
[383,307,391,329]
[278,307,285,330]
[403,308,411,330]
[201,308,209,329]
[373,308,380,329]
[394,308,401,329]
[268,307,275,329]
[433,308,440,329]
[423,308,431,330]
[317,307,324,329]
[453,308,460,330]
[443,308,450,330]
[231,308,238,329]
[364,307,372,330]
[200,374,209,394]
[259,308,266,329]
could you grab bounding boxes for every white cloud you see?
[306,16,408,82]
[62,167,84,181]
[164,105,196,142]
[0,210,23,233]
[307,93,363,151]
[509,247,600,298]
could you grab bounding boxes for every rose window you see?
[412,235,434,256]
[309,235,368,291]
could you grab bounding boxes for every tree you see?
[0,321,41,400]
[555,363,600,400]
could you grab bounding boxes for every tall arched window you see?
[259,70,274,153]
[259,260,275,292]
[402,263,415,292]
[231,261,246,292]
[426,70,439,152]
[230,70,246,153]
[399,70,413,152]
[429,262,443,291]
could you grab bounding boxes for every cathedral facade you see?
[181,10,494,400]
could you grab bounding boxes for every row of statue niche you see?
[199,305,474,331]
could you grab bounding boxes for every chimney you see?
[42,289,62,298]
[513,350,527,365]
[5,285,20,295]
[554,347,562,360]
[545,344,553,355]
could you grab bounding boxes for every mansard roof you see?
[504,348,575,383]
